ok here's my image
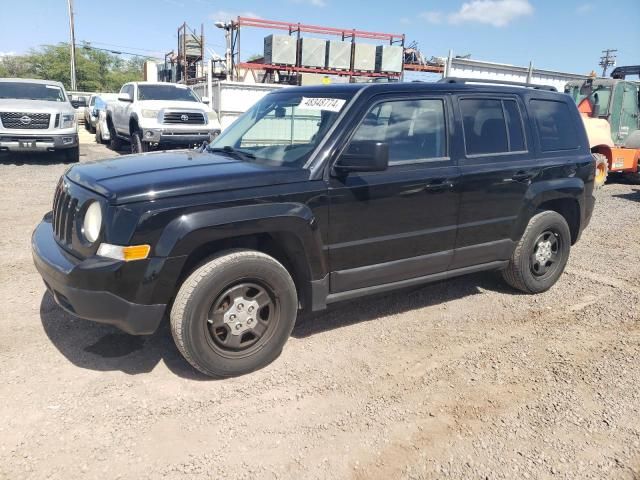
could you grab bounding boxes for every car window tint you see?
[530,99,579,151]
[349,99,447,164]
[503,100,526,151]
[461,99,508,155]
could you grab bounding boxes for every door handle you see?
[511,171,534,182]
[424,180,454,191]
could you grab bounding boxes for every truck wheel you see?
[593,153,608,188]
[107,120,123,151]
[501,211,571,294]
[62,146,80,163]
[95,128,103,144]
[170,250,298,378]
[131,130,149,153]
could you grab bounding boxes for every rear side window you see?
[461,98,526,155]
[529,99,579,151]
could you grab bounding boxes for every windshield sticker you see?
[298,97,346,112]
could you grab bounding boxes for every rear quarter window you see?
[529,99,580,151]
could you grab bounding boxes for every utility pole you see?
[599,49,617,77]
[67,0,77,91]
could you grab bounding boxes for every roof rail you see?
[439,77,558,92]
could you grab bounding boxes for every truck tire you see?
[501,210,571,294]
[131,130,149,153]
[62,145,80,163]
[593,153,608,188]
[95,127,104,145]
[107,118,123,151]
[170,249,298,378]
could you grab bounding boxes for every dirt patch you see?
[0,141,639,479]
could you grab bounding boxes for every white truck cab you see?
[106,82,221,153]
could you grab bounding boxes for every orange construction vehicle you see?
[565,66,640,187]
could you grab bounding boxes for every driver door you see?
[327,95,460,293]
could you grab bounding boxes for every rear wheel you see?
[170,250,298,378]
[593,153,608,188]
[502,210,571,294]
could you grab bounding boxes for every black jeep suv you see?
[32,80,596,377]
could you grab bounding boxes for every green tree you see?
[0,43,145,92]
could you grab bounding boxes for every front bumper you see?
[0,132,78,152]
[32,218,167,335]
[141,127,219,145]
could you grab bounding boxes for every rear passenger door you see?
[452,95,536,270]
[328,95,460,293]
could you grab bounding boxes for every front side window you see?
[530,99,579,152]
[0,82,66,102]
[347,98,447,165]
[208,92,351,168]
[137,85,199,102]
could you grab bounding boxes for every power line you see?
[599,49,617,77]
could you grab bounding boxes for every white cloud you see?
[448,0,533,27]
[399,17,412,25]
[420,11,444,24]
[576,3,593,14]
[0,51,17,58]
[210,10,261,22]
[291,0,327,7]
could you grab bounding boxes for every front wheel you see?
[170,250,298,378]
[62,145,80,163]
[502,211,571,294]
[131,130,149,153]
[593,153,608,189]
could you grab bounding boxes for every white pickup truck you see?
[106,82,221,153]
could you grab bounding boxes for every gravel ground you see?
[0,133,639,480]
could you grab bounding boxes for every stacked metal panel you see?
[299,38,327,68]
[264,35,297,65]
[353,43,377,72]
[325,41,352,70]
[375,45,403,73]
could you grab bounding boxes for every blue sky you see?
[0,0,638,75]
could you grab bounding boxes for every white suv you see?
[0,78,79,161]
[106,82,221,153]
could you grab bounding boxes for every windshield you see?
[567,84,612,117]
[137,84,199,102]
[0,82,66,102]
[208,91,351,168]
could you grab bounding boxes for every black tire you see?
[170,249,298,378]
[502,211,571,294]
[62,145,80,163]
[131,130,149,153]
[95,127,103,144]
[107,118,123,151]
[625,171,640,185]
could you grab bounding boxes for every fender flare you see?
[511,177,585,241]
[154,202,329,280]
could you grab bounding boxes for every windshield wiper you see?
[208,145,256,160]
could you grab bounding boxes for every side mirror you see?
[118,92,132,102]
[334,141,389,174]
[201,96,210,104]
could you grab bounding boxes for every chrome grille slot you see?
[0,112,51,129]
[163,111,205,125]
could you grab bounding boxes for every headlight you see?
[82,201,102,243]
[60,114,76,129]
[141,109,160,119]
[207,111,218,121]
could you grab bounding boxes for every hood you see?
[66,150,310,204]
[0,98,74,114]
